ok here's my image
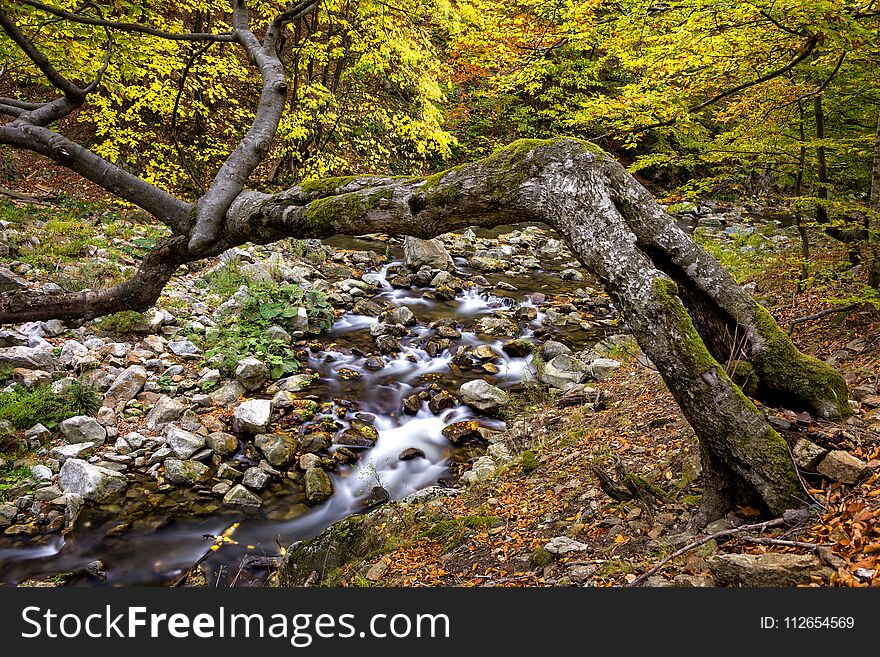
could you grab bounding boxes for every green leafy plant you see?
[201,281,333,378]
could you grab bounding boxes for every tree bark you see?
[868,110,880,289]
[0,138,852,521]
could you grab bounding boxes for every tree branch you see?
[0,123,192,233]
[187,0,318,252]
[0,4,84,97]
[15,0,236,42]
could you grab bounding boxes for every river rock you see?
[164,459,209,485]
[0,345,55,372]
[708,553,832,587]
[459,379,508,412]
[255,433,298,467]
[104,365,147,404]
[243,467,270,490]
[300,431,332,453]
[60,416,106,445]
[165,426,206,459]
[210,380,246,407]
[235,357,270,391]
[399,447,426,461]
[279,374,316,392]
[304,467,334,504]
[816,450,871,484]
[383,306,417,327]
[537,354,589,390]
[59,459,127,503]
[233,399,272,434]
[58,340,90,367]
[473,316,518,336]
[442,420,486,446]
[145,395,186,431]
[223,484,262,509]
[207,431,238,456]
[403,236,453,271]
[540,340,572,360]
[428,390,457,414]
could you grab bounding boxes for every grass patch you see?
[96,310,147,335]
[0,381,100,430]
[200,258,250,298]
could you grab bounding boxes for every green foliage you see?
[0,462,34,501]
[0,381,101,430]
[202,281,333,378]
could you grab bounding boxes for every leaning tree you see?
[0,0,853,524]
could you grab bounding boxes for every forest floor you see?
[298,241,880,589]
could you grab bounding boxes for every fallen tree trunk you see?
[0,137,852,522]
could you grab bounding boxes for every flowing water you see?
[0,225,615,586]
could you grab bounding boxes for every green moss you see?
[521,450,540,473]
[302,187,393,233]
[750,304,853,419]
[529,547,554,567]
[652,278,718,373]
[652,278,805,515]
[420,514,500,550]
[728,360,759,396]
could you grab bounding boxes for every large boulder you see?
[233,399,272,434]
[403,236,454,271]
[59,458,127,503]
[0,345,55,372]
[59,416,107,445]
[459,379,508,412]
[708,553,833,587]
[104,365,147,404]
[255,433,298,467]
[164,459,209,485]
[223,484,262,509]
[537,354,589,390]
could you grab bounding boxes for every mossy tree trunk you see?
[0,138,852,523]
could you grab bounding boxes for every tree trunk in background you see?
[814,96,829,227]
[1,139,852,521]
[868,110,880,289]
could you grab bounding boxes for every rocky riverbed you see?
[0,211,637,585]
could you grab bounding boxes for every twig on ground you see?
[787,303,859,335]
[627,518,785,588]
